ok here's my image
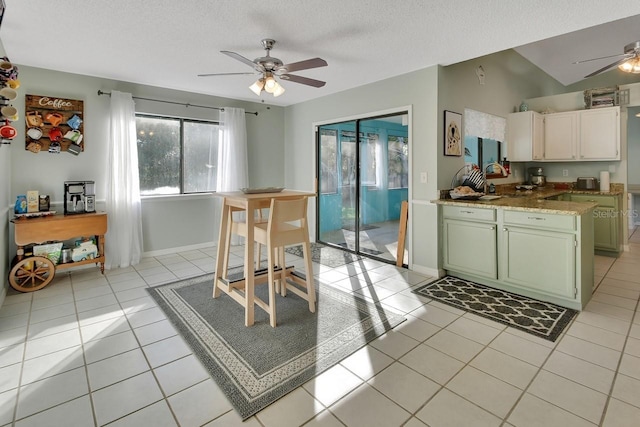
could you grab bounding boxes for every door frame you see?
[312,105,413,266]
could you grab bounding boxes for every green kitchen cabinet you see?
[443,219,497,279]
[439,203,594,310]
[501,225,576,299]
[442,206,497,279]
[568,194,620,253]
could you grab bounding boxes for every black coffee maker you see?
[64,181,95,214]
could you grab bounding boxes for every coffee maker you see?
[64,181,95,214]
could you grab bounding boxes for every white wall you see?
[627,106,640,185]
[285,67,440,275]
[6,65,285,265]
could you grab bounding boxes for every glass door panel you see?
[318,121,356,249]
[317,113,409,264]
[358,116,409,262]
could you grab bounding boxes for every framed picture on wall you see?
[444,110,462,156]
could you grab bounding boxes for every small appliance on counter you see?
[576,177,599,190]
[528,167,546,186]
[64,181,95,214]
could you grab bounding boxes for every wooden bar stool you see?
[253,196,316,327]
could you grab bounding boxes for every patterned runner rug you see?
[412,276,577,342]
[147,269,405,420]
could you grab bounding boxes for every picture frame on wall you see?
[444,110,462,156]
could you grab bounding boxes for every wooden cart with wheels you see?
[9,212,108,292]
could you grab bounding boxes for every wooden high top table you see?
[213,190,315,326]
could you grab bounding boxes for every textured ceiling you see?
[2,1,640,106]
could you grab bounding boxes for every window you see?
[388,135,408,188]
[136,115,219,196]
[340,131,357,188]
[319,129,338,194]
[360,132,379,186]
[464,135,503,177]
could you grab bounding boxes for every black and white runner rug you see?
[412,276,577,342]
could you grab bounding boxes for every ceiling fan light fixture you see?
[618,56,640,74]
[273,83,285,97]
[249,78,265,95]
[263,73,278,93]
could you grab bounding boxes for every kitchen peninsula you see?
[434,186,605,311]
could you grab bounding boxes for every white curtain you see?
[214,107,248,244]
[105,91,143,269]
[217,107,248,192]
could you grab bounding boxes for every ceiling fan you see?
[198,39,328,97]
[576,41,640,78]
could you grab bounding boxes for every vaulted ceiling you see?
[2,1,640,106]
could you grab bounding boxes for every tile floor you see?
[0,231,639,427]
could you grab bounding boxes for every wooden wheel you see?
[9,256,56,292]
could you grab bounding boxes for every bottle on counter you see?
[502,157,510,175]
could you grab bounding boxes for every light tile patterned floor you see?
[1,233,639,426]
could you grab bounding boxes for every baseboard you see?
[142,241,216,258]
[410,264,443,278]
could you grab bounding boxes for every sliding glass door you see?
[317,112,409,264]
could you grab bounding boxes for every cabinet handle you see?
[527,216,546,221]
[460,210,474,214]
[489,227,495,230]
[503,228,508,231]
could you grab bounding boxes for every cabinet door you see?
[579,107,620,160]
[506,111,544,162]
[501,226,575,299]
[593,207,618,250]
[569,194,619,251]
[443,220,497,279]
[532,112,545,160]
[544,112,577,160]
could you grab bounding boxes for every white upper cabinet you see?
[506,106,620,162]
[579,107,620,160]
[544,111,578,161]
[506,111,544,161]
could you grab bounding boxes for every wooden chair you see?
[227,206,268,269]
[253,196,316,327]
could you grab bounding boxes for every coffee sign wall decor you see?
[25,94,84,154]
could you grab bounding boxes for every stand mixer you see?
[528,167,546,186]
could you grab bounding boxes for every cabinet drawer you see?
[442,205,495,221]
[503,210,575,231]
[569,194,617,207]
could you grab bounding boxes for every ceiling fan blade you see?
[276,57,328,73]
[197,72,256,77]
[573,52,633,64]
[280,74,326,88]
[584,55,635,78]
[221,51,264,72]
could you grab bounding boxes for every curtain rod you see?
[96,90,258,116]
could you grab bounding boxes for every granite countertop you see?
[433,197,597,215]
[432,184,624,215]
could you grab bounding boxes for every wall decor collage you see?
[25,94,84,154]
[0,55,19,145]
